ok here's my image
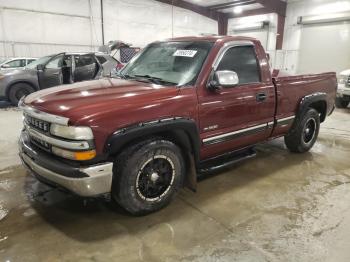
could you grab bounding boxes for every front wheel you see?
[112,139,185,215]
[284,108,320,153]
[8,83,35,106]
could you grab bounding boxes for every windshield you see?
[26,55,53,69]
[120,41,213,86]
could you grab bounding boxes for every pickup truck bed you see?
[272,72,336,137]
[18,35,337,215]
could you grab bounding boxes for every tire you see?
[335,97,349,108]
[284,108,320,153]
[8,83,35,106]
[112,139,185,215]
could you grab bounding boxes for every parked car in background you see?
[336,69,350,108]
[95,52,120,76]
[0,57,37,70]
[0,52,118,105]
[18,36,336,215]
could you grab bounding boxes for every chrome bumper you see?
[337,84,350,97]
[19,132,114,197]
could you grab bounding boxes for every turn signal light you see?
[52,146,96,161]
[74,150,96,161]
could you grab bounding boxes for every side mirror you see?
[1,64,10,68]
[266,53,270,62]
[209,70,239,90]
[37,64,45,71]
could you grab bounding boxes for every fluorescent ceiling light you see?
[233,6,243,14]
[298,11,350,24]
[232,21,269,31]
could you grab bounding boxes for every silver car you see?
[0,52,118,105]
[0,57,37,70]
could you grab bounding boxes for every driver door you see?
[198,44,275,159]
[37,54,64,89]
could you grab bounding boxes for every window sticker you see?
[173,50,198,58]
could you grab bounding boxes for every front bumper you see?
[19,130,113,197]
[337,84,350,97]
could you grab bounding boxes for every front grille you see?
[25,114,50,133]
[31,136,51,152]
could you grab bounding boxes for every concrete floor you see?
[1,107,350,262]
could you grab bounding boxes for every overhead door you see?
[298,21,350,75]
[233,28,269,50]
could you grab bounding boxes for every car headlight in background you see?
[52,146,96,161]
[338,76,347,85]
[50,124,94,140]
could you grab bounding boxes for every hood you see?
[339,69,350,76]
[24,78,179,124]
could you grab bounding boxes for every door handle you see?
[256,92,267,102]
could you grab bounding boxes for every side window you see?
[26,59,36,65]
[75,54,96,68]
[46,55,64,69]
[217,46,261,85]
[6,59,25,68]
[96,56,107,64]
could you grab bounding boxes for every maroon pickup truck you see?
[18,36,336,215]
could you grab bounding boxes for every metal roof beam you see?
[208,0,256,11]
[154,0,221,20]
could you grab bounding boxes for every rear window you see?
[96,56,107,64]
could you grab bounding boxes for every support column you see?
[218,15,228,35]
[276,14,285,50]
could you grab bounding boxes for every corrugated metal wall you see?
[0,0,218,59]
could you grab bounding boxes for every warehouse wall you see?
[0,0,217,59]
[283,0,350,75]
[0,0,102,58]
[102,0,217,48]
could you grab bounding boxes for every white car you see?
[336,69,350,108]
[0,57,37,70]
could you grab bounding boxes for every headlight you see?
[50,124,93,140]
[52,146,96,161]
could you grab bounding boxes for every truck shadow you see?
[0,99,13,109]
[25,139,321,243]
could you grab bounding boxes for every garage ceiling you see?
[155,0,287,49]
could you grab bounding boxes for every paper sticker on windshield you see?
[173,50,198,58]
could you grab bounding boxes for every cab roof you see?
[166,35,258,43]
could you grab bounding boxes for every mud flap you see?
[184,152,197,192]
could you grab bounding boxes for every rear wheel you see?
[284,108,320,153]
[8,83,35,106]
[335,97,349,108]
[112,139,185,215]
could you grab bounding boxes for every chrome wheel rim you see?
[136,155,175,202]
[303,118,316,144]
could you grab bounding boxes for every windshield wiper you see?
[133,74,177,86]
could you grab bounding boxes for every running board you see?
[198,147,257,175]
